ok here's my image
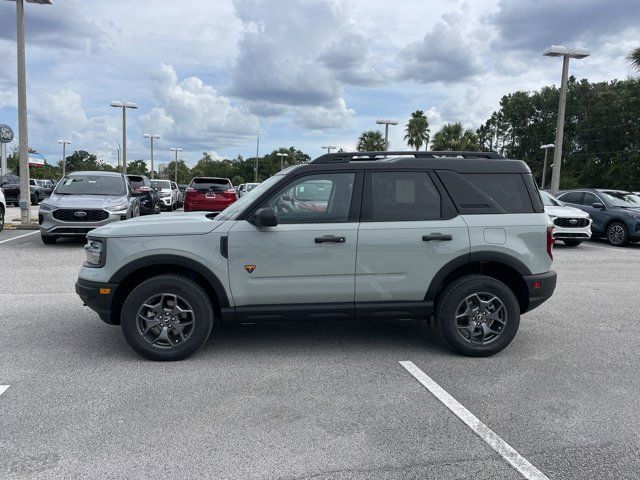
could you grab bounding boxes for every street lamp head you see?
[376,119,398,125]
[544,45,590,59]
[144,133,160,139]
[540,144,555,149]
[110,101,123,108]
[124,102,138,109]
[170,147,182,152]
[57,139,70,144]
[321,145,337,149]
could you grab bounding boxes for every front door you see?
[228,171,360,309]
[355,170,470,307]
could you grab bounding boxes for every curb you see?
[5,223,39,230]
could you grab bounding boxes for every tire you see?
[41,234,57,244]
[563,240,582,247]
[121,274,214,361]
[436,274,520,357]
[0,207,4,232]
[32,194,39,206]
[606,222,629,247]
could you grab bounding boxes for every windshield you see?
[246,183,259,192]
[54,175,126,196]
[540,190,563,207]
[151,180,171,190]
[215,175,283,221]
[128,176,144,188]
[601,191,640,208]
[190,178,231,192]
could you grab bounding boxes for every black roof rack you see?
[310,150,504,164]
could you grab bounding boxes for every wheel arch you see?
[109,255,230,325]
[426,252,531,313]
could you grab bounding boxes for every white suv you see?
[76,151,557,361]
[540,191,591,246]
[0,186,5,232]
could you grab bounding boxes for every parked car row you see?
[0,176,55,205]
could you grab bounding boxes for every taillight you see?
[222,188,237,199]
[546,226,555,259]
[137,186,151,192]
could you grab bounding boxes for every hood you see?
[544,205,589,218]
[91,211,222,237]
[44,194,127,209]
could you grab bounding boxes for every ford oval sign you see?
[74,211,88,218]
[0,124,14,143]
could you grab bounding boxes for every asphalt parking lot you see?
[1,228,640,479]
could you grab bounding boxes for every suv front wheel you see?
[436,275,520,357]
[121,274,214,361]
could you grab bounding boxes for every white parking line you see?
[0,231,39,244]
[583,243,639,253]
[0,385,9,396]
[399,361,549,480]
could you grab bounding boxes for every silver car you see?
[39,171,141,244]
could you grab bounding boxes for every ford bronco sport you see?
[76,151,557,361]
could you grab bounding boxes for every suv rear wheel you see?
[563,239,582,247]
[121,274,214,361]
[436,275,520,357]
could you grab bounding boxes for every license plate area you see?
[206,192,217,198]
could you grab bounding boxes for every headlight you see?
[159,192,171,197]
[627,212,640,220]
[83,239,105,268]
[39,202,55,212]
[105,202,128,211]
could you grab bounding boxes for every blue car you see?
[557,189,640,246]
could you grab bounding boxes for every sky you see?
[0,0,639,168]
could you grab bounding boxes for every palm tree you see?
[628,47,640,71]
[431,122,481,151]
[404,110,430,151]
[356,130,385,151]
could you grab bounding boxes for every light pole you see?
[9,0,52,224]
[144,134,160,179]
[544,45,590,194]
[276,152,288,171]
[110,100,138,173]
[539,144,554,189]
[57,139,70,177]
[254,130,260,182]
[170,147,182,184]
[321,145,337,153]
[376,119,398,152]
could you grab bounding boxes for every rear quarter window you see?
[437,171,537,214]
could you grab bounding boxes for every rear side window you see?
[190,178,231,192]
[364,171,442,221]
[437,171,536,214]
[128,176,144,188]
[558,192,583,204]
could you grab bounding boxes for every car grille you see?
[53,209,109,222]
[554,217,589,228]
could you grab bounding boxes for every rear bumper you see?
[75,278,119,324]
[523,270,557,313]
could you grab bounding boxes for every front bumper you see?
[76,278,119,324]
[39,208,127,236]
[552,224,591,241]
[159,196,173,207]
[523,270,557,313]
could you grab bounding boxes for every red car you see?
[184,177,237,212]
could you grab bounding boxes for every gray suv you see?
[39,171,141,244]
[76,151,557,361]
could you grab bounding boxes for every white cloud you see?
[138,64,260,151]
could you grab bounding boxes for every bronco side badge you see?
[244,265,256,273]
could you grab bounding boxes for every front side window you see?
[581,192,601,206]
[265,172,355,224]
[55,175,126,196]
[366,171,441,221]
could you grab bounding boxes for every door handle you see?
[422,233,453,241]
[315,235,346,244]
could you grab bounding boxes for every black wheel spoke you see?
[455,291,507,346]
[136,292,196,349]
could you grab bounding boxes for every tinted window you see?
[463,174,533,213]
[582,192,601,206]
[266,173,355,224]
[365,171,441,221]
[558,192,583,204]
[128,176,145,188]
[189,178,231,192]
[55,175,126,196]
[151,180,171,190]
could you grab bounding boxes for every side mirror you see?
[592,202,605,210]
[251,207,278,227]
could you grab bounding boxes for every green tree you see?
[63,150,114,173]
[404,110,430,150]
[628,47,640,71]
[164,159,190,184]
[356,130,385,151]
[431,123,481,151]
[126,159,149,176]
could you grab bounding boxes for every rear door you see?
[355,170,470,309]
[228,171,361,308]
